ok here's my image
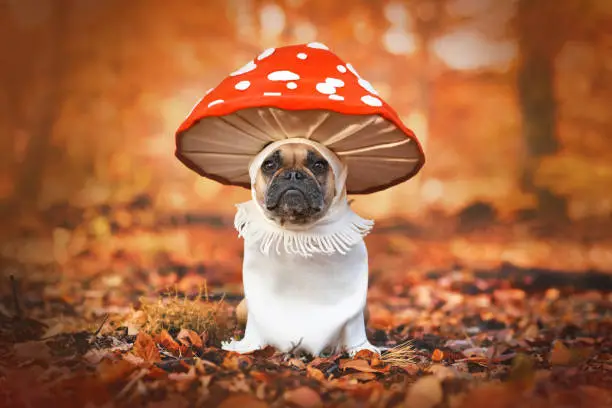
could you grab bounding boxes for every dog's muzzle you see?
[264,169,324,214]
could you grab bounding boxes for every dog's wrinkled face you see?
[254,144,336,226]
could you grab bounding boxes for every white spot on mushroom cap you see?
[208,99,224,107]
[316,82,336,95]
[307,42,329,50]
[297,52,308,60]
[337,65,347,73]
[329,94,344,101]
[235,80,251,91]
[358,78,379,95]
[346,63,360,78]
[268,70,300,81]
[230,61,257,76]
[325,77,344,87]
[257,48,275,60]
[361,95,382,107]
[286,82,297,89]
[264,92,282,96]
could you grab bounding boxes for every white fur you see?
[221,138,379,356]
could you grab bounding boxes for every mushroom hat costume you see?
[175,43,425,355]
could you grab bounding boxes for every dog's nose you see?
[283,170,304,180]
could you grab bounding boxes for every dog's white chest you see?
[237,240,369,355]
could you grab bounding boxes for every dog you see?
[221,138,378,356]
[236,142,371,324]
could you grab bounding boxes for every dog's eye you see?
[262,160,278,172]
[312,161,327,172]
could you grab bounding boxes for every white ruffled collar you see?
[234,200,374,258]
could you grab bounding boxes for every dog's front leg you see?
[221,307,266,353]
[341,309,380,356]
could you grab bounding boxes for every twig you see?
[285,338,304,359]
[93,314,109,337]
[10,275,23,319]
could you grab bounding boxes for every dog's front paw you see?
[221,338,263,354]
[347,341,381,357]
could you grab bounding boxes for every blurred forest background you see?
[1,0,611,274]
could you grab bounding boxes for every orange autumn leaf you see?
[550,340,572,366]
[339,358,388,374]
[352,349,377,360]
[222,352,253,370]
[549,340,593,366]
[176,328,203,348]
[432,349,444,363]
[370,355,384,368]
[159,329,180,353]
[344,371,377,381]
[132,332,161,363]
[306,365,326,382]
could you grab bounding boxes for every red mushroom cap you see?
[175,42,425,195]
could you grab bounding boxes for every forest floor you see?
[0,198,611,408]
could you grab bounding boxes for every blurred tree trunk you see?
[516,0,568,221]
[14,1,68,208]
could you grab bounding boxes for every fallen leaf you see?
[159,329,180,353]
[284,386,323,408]
[339,358,386,373]
[550,340,572,366]
[309,357,333,368]
[432,348,444,363]
[222,352,252,370]
[405,375,443,408]
[550,340,593,366]
[306,366,326,382]
[132,332,161,363]
[353,349,377,360]
[177,328,203,348]
[344,371,377,381]
[288,358,306,370]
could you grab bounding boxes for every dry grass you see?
[137,283,233,344]
[381,340,416,367]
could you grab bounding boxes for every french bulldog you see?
[222,139,378,356]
